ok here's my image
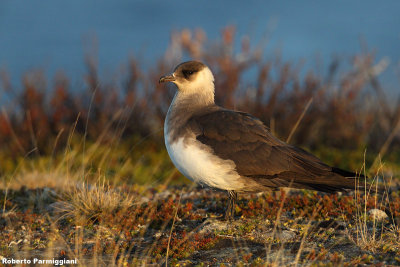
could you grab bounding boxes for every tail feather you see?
[331,166,380,193]
[298,167,370,193]
[331,167,366,178]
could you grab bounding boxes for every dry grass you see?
[52,179,136,225]
[339,155,400,256]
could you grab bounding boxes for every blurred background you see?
[0,0,399,184]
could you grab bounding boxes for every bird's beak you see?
[159,74,176,84]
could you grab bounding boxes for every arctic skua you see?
[160,61,363,220]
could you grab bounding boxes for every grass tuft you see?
[53,178,136,225]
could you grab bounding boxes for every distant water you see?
[0,0,399,97]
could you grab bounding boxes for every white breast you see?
[165,136,245,191]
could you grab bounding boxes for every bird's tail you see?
[331,167,366,179]
[331,167,384,194]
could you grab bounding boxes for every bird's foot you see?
[224,190,237,221]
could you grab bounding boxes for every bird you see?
[159,61,364,220]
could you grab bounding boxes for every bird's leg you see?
[225,190,237,220]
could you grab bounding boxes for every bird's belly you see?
[165,137,245,191]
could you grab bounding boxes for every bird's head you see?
[159,61,215,97]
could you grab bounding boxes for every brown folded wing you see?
[188,109,358,192]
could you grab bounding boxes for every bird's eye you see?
[182,70,194,79]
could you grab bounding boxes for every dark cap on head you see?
[159,61,207,83]
[174,61,206,80]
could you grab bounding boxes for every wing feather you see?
[188,109,357,192]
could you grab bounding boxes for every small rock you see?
[277,230,296,242]
[368,209,388,221]
[182,191,197,199]
[155,190,172,200]
[137,197,150,204]
[199,219,229,234]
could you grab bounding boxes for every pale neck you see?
[174,89,215,108]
